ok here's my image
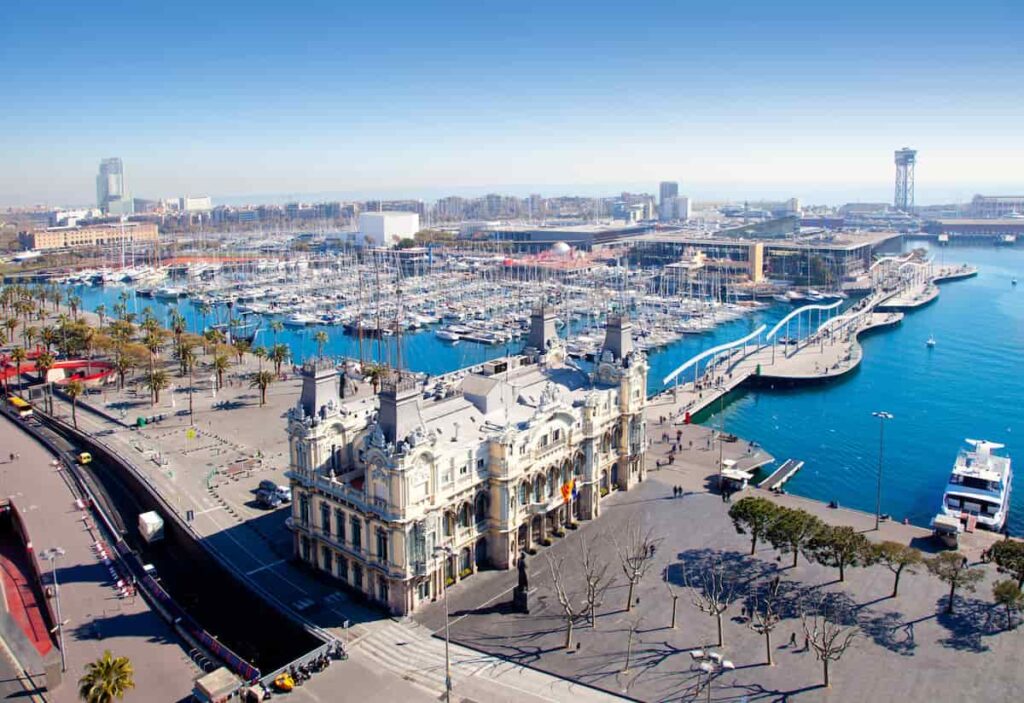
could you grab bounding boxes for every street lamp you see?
[433,545,454,703]
[39,547,67,672]
[872,411,894,531]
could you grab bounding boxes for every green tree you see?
[270,320,283,345]
[314,330,329,359]
[269,343,290,376]
[253,346,267,371]
[78,650,135,703]
[95,303,107,328]
[249,370,275,406]
[212,353,230,390]
[363,362,385,394]
[927,551,984,614]
[34,351,56,414]
[766,508,823,568]
[728,497,781,556]
[807,525,871,582]
[66,378,85,429]
[869,541,923,598]
[10,346,27,392]
[993,580,1024,629]
[144,369,170,406]
[232,338,251,364]
[982,539,1024,588]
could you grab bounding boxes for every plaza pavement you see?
[411,426,1014,702]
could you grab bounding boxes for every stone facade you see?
[286,308,648,615]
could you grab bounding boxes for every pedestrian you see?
[803,633,810,652]
[688,439,693,449]
[8,452,13,462]
[788,632,797,647]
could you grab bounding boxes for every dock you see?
[758,459,805,491]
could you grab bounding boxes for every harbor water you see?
[61,242,1023,533]
[712,243,1024,534]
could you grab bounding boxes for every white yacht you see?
[937,439,1013,532]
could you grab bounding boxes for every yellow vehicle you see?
[272,672,294,692]
[6,395,32,419]
[75,452,92,465]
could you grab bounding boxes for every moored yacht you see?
[935,439,1013,533]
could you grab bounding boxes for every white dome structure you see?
[551,241,572,256]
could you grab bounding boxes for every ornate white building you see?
[285,305,648,614]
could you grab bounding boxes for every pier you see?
[651,261,976,421]
[758,459,805,491]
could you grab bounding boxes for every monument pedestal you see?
[513,586,536,614]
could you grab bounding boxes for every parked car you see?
[256,489,282,509]
[275,485,292,502]
[258,479,278,494]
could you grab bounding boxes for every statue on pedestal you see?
[513,551,533,613]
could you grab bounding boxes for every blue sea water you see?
[63,242,1024,532]
[709,243,1024,534]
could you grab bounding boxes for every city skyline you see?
[2,0,1022,207]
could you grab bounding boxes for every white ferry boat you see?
[936,439,1013,533]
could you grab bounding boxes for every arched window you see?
[547,468,557,497]
[533,475,543,503]
[519,482,529,505]
[444,510,454,537]
[458,502,471,528]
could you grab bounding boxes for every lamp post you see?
[39,547,66,672]
[433,545,454,703]
[872,411,893,531]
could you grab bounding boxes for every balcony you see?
[533,437,567,461]
[287,469,399,522]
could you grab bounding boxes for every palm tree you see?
[66,379,84,429]
[78,650,135,703]
[232,338,251,364]
[68,294,82,321]
[10,347,27,392]
[4,317,18,345]
[40,326,58,353]
[269,343,290,376]
[113,349,136,390]
[270,320,284,345]
[24,325,39,350]
[35,351,55,414]
[364,362,385,393]
[95,304,107,328]
[253,346,267,371]
[314,330,329,359]
[212,353,230,390]
[144,369,169,406]
[181,346,197,425]
[142,331,163,372]
[51,288,62,312]
[249,370,275,406]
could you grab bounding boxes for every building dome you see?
[551,241,572,256]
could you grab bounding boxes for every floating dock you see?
[758,459,805,491]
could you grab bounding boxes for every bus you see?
[6,395,33,419]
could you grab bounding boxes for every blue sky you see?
[1,0,1021,207]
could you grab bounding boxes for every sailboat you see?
[926,334,936,348]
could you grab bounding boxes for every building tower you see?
[659,181,679,208]
[96,157,125,212]
[894,148,916,211]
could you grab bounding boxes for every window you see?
[300,536,311,562]
[352,563,363,590]
[418,581,429,600]
[335,509,346,541]
[299,494,310,525]
[376,530,389,563]
[320,503,331,533]
[337,556,349,582]
[350,517,362,552]
[476,458,485,470]
[458,504,470,528]
[321,547,333,575]
[459,463,469,476]
[378,577,389,604]
[519,482,529,505]
[553,429,561,441]
[539,435,549,448]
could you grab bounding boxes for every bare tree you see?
[580,532,613,627]
[663,572,680,629]
[747,576,782,666]
[685,561,736,647]
[623,615,643,673]
[545,553,586,650]
[612,521,663,612]
[802,606,858,688]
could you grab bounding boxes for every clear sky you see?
[1,0,1021,207]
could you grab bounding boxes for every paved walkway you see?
[2,414,198,702]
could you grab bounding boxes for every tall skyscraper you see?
[659,181,679,208]
[96,157,125,212]
[893,148,916,211]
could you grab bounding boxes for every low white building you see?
[358,211,420,247]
